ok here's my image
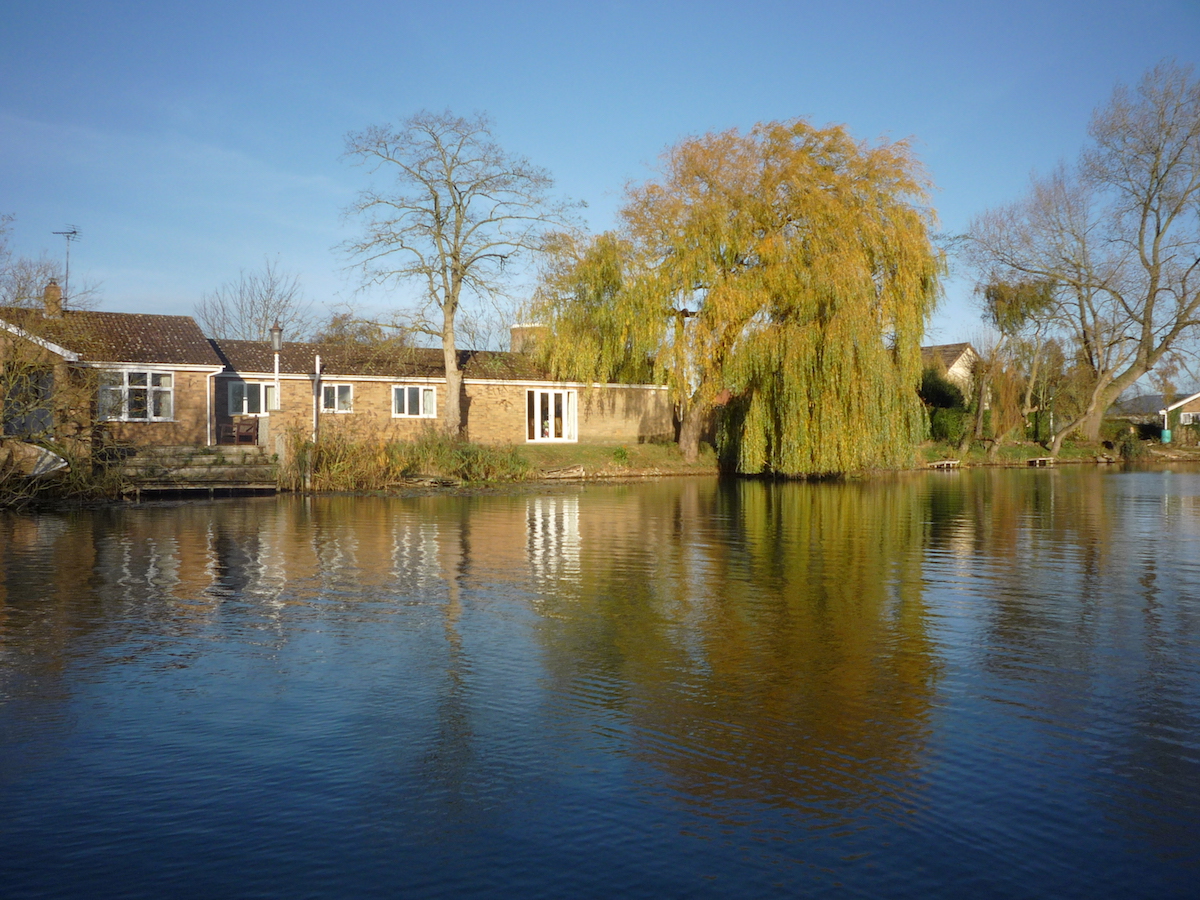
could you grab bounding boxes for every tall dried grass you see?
[278,424,532,492]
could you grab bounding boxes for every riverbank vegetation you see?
[278,429,533,492]
[0,442,130,508]
[277,430,720,493]
[966,62,1200,455]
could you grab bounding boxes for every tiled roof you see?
[1111,393,1166,416]
[1,305,604,383]
[213,339,550,381]
[921,342,975,371]
[0,308,223,367]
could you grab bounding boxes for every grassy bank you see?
[520,441,718,477]
[919,439,1142,466]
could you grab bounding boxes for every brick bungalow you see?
[2,282,673,452]
[213,337,674,453]
[1,282,225,448]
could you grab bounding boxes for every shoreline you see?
[7,442,1200,511]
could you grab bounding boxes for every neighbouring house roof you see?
[1110,393,1167,417]
[921,343,975,372]
[0,307,224,367]
[1160,390,1200,415]
[212,339,551,381]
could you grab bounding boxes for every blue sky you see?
[2,0,1198,343]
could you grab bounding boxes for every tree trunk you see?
[678,401,707,463]
[443,322,462,437]
[1049,427,1068,457]
[1048,367,1141,454]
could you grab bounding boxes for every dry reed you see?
[278,425,533,492]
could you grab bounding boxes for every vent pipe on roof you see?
[43,280,63,318]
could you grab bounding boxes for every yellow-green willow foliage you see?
[535,119,941,474]
[534,231,658,385]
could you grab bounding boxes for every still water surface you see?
[1,470,1198,898]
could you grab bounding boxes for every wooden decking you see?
[927,459,960,469]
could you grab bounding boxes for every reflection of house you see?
[1,282,673,451]
[527,496,580,586]
[920,343,978,393]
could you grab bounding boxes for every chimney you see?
[43,279,63,317]
[510,323,546,354]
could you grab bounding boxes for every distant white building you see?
[921,343,978,393]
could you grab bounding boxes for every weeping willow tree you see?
[534,119,941,474]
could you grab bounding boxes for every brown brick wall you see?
[576,385,674,444]
[463,383,527,444]
[100,369,213,446]
[464,382,673,445]
[221,376,445,452]
[206,375,671,451]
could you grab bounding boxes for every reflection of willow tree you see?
[535,477,937,817]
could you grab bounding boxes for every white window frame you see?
[392,384,437,418]
[227,381,276,417]
[98,369,175,422]
[526,388,577,442]
[1181,412,1198,425]
[321,383,353,413]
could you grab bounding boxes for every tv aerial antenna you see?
[52,225,79,303]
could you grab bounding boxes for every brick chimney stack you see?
[510,323,546,354]
[43,280,64,317]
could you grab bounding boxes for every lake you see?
[1,469,1197,898]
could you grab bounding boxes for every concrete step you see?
[107,444,280,494]
[120,464,277,481]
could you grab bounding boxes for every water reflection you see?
[528,477,939,831]
[527,496,580,588]
[0,470,1197,897]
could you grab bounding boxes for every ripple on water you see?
[1,479,1199,898]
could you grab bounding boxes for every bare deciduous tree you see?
[969,61,1200,453]
[195,257,314,341]
[342,110,574,435]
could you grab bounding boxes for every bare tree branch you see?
[194,257,315,341]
